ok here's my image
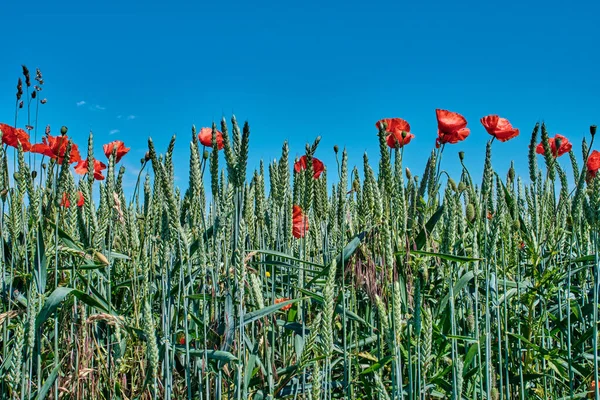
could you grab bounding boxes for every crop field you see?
[1,66,600,399]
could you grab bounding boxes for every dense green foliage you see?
[1,67,600,399]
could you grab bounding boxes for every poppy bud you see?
[466,203,475,222]
[459,151,465,162]
[0,189,7,201]
[406,168,412,180]
[19,101,23,109]
[458,182,466,192]
[145,151,151,162]
[42,163,47,170]
[401,130,407,139]
[591,125,597,137]
[60,126,68,135]
[41,98,47,104]
[203,150,209,160]
[333,145,339,154]
[31,171,37,179]
[31,91,36,99]
[555,137,562,151]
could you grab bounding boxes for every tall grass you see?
[0,66,599,400]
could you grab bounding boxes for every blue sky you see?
[1,0,599,193]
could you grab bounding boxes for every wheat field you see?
[0,66,599,400]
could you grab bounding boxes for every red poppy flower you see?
[487,212,493,220]
[535,134,572,158]
[198,127,224,150]
[292,205,309,238]
[480,115,520,142]
[31,134,82,164]
[0,123,32,151]
[294,155,324,179]
[103,140,130,163]
[178,336,186,345]
[435,109,470,147]
[275,298,293,311]
[77,191,85,207]
[375,118,415,148]
[74,159,107,180]
[60,192,70,208]
[587,150,600,181]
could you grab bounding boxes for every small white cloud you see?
[126,115,136,120]
[94,105,106,111]
[76,100,86,107]
[109,129,120,135]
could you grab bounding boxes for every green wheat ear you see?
[3,68,598,400]
[528,122,540,183]
[539,122,556,181]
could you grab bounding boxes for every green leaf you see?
[415,205,444,250]
[36,287,75,330]
[71,289,111,314]
[296,287,372,327]
[360,356,393,375]
[105,251,131,261]
[397,249,483,263]
[46,219,84,252]
[249,260,323,276]
[58,262,105,271]
[305,230,368,288]
[176,348,237,362]
[445,335,478,342]
[76,272,113,312]
[464,342,479,366]
[169,266,203,297]
[437,271,474,316]
[35,363,61,400]
[247,250,325,269]
[570,254,595,263]
[36,287,112,331]
[243,298,304,325]
[498,288,518,304]
[244,341,259,392]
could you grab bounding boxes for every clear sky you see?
[1,0,599,192]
